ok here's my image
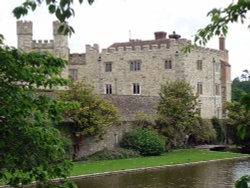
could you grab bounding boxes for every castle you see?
[17,21,231,120]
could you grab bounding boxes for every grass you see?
[71,149,248,176]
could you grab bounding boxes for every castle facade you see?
[17,21,231,120]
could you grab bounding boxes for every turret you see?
[16,21,33,51]
[53,21,69,78]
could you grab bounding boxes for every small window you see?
[215,84,220,95]
[105,62,112,72]
[197,82,203,95]
[215,62,220,72]
[133,83,140,94]
[216,107,221,119]
[165,60,172,69]
[197,60,203,70]
[130,60,141,71]
[105,84,112,94]
[69,69,78,81]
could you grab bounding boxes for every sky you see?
[0,0,249,80]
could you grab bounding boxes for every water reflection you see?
[74,159,250,188]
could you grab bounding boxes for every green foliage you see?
[211,117,225,143]
[87,148,141,161]
[235,175,250,188]
[57,82,119,149]
[120,128,165,156]
[13,0,95,35]
[232,71,250,102]
[133,112,157,128]
[157,79,198,147]
[194,0,250,46]
[190,118,217,144]
[0,44,75,187]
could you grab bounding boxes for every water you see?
[74,158,250,188]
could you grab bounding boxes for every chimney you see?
[154,31,167,40]
[219,35,225,50]
[169,31,181,40]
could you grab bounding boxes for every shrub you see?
[211,116,225,143]
[87,148,141,161]
[120,128,165,156]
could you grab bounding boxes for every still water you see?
[74,158,250,188]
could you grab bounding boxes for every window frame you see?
[196,60,203,70]
[105,62,112,72]
[197,82,203,95]
[69,68,78,81]
[130,60,141,71]
[165,60,172,69]
[133,83,140,95]
[105,84,112,94]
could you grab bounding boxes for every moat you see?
[74,158,250,188]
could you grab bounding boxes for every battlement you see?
[69,53,86,65]
[86,44,99,52]
[17,20,32,35]
[32,40,54,49]
[101,38,191,54]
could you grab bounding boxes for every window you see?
[130,60,141,71]
[69,69,78,81]
[105,84,112,94]
[105,62,112,72]
[133,83,140,94]
[215,62,220,72]
[197,82,203,95]
[165,60,172,69]
[197,60,203,70]
[215,84,220,95]
[216,107,221,119]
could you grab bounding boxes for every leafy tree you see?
[13,0,95,35]
[211,117,225,144]
[194,0,250,46]
[157,79,198,148]
[232,70,250,102]
[0,42,76,187]
[57,82,119,157]
[224,101,250,151]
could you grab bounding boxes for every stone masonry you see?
[17,21,69,78]
[17,21,231,120]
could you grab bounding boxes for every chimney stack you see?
[154,31,167,40]
[219,35,225,50]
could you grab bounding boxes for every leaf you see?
[48,4,56,14]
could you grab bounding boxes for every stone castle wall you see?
[17,21,231,120]
[17,21,69,78]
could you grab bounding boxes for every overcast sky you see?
[1,0,249,79]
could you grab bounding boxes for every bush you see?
[87,148,141,161]
[120,128,165,156]
[211,117,225,143]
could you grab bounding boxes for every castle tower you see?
[16,21,33,52]
[53,21,69,78]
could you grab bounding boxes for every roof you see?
[109,39,170,49]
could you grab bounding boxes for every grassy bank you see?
[71,149,248,176]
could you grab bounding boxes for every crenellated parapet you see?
[32,40,54,49]
[17,20,32,35]
[69,53,86,65]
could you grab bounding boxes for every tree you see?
[224,101,250,151]
[57,82,119,157]
[13,0,95,35]
[0,43,76,187]
[232,78,250,102]
[0,1,97,186]
[157,79,199,148]
[194,0,250,46]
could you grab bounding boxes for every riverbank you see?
[71,149,249,178]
